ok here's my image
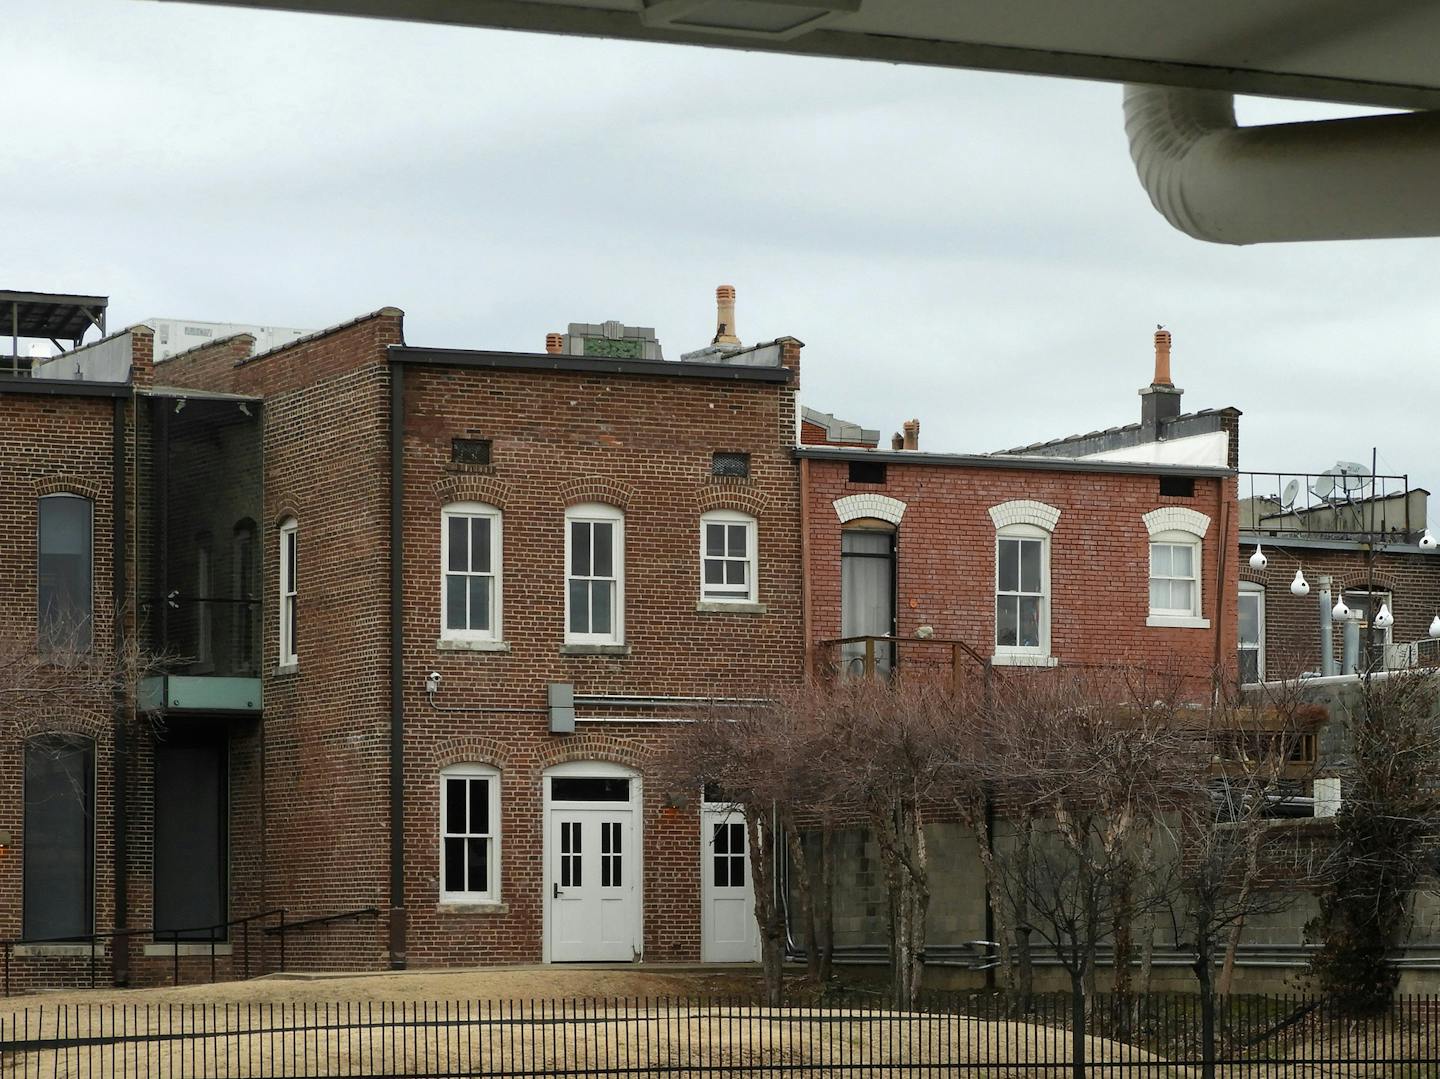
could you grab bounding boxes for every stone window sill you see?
[1146,615,1212,629]
[436,901,510,915]
[695,601,767,615]
[991,653,1060,668]
[274,662,299,676]
[143,943,234,957]
[560,644,631,657]
[11,944,107,958]
[437,638,511,653]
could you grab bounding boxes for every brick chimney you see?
[902,418,920,450]
[1140,325,1183,440]
[545,332,563,355]
[891,432,904,450]
[712,285,740,347]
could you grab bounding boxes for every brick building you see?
[801,329,1241,697]
[1236,473,1440,681]
[0,289,802,989]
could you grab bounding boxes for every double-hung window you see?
[442,503,502,642]
[995,527,1049,658]
[566,503,623,644]
[38,494,93,652]
[1142,508,1211,629]
[278,518,298,667]
[440,765,500,903]
[699,510,757,604]
[1238,582,1266,684]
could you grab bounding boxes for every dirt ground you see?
[0,965,779,1013]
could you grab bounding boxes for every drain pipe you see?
[1124,85,1440,244]
[1317,577,1337,678]
[1342,616,1361,676]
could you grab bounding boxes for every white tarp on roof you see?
[1076,430,1228,468]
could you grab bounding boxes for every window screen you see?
[451,438,492,466]
[711,452,750,478]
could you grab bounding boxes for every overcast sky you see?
[11,1,1439,494]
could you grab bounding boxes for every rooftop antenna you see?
[1280,478,1300,511]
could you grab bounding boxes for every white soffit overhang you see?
[1076,430,1229,469]
[155,0,1440,110]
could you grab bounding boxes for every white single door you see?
[700,805,759,963]
[550,809,637,962]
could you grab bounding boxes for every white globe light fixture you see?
[1290,569,1309,597]
[1374,603,1395,630]
[1248,544,1268,570]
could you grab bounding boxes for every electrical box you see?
[548,682,575,734]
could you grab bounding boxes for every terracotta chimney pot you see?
[713,285,740,346]
[902,418,920,451]
[1153,327,1173,386]
[545,332,564,355]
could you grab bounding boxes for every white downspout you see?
[1123,84,1440,244]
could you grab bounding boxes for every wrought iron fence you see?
[3,991,1440,1076]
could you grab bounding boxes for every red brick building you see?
[1,290,802,990]
[801,330,1241,697]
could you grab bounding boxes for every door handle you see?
[553,883,561,899]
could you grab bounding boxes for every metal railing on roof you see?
[1239,469,1416,541]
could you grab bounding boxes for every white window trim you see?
[994,521,1052,661]
[1147,527,1209,628]
[278,518,298,667]
[698,510,758,605]
[565,503,625,645]
[440,502,503,644]
[439,764,502,905]
[1239,581,1266,684]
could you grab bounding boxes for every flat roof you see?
[1,290,108,343]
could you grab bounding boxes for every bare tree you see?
[1311,669,1440,1011]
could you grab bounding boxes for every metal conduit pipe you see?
[1123,84,1440,244]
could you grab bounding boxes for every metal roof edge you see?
[0,376,130,399]
[389,345,793,382]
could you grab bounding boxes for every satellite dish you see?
[1335,461,1371,496]
[1312,470,1338,501]
[1281,479,1300,510]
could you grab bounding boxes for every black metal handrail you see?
[264,906,380,976]
[2,908,285,997]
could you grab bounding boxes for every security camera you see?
[425,671,442,695]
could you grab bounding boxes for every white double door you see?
[549,807,638,962]
[700,805,759,963]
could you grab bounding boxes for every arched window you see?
[24,735,94,939]
[278,518,298,667]
[441,503,502,643]
[565,503,624,645]
[440,764,501,904]
[989,500,1060,665]
[37,494,93,652]
[699,510,758,605]
[1143,508,1211,629]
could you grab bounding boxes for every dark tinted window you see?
[38,495,92,651]
[1160,476,1195,498]
[452,438,492,466]
[551,776,630,802]
[848,461,887,485]
[24,736,94,939]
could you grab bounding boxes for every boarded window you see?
[24,736,94,940]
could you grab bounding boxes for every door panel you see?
[154,737,227,939]
[550,809,636,961]
[701,807,758,963]
[841,530,895,676]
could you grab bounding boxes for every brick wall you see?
[1241,541,1440,678]
[0,388,120,992]
[805,459,1239,692]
